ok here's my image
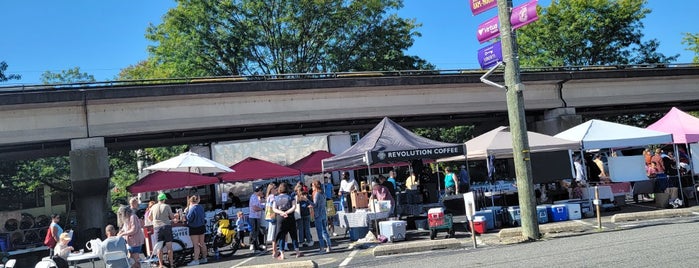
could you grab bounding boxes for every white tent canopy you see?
[438,126,579,162]
[554,119,673,150]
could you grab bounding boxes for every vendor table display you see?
[337,210,390,229]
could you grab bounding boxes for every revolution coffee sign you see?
[370,146,465,163]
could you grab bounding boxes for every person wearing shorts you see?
[149,193,175,268]
[185,195,207,266]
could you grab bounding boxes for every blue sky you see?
[1,0,697,85]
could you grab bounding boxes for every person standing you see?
[405,171,419,191]
[234,211,250,248]
[148,193,175,268]
[294,189,313,247]
[117,205,145,268]
[573,156,587,185]
[248,186,266,252]
[387,170,397,190]
[143,201,156,226]
[443,167,459,195]
[47,214,63,256]
[370,181,395,215]
[458,165,470,193]
[185,195,207,266]
[310,180,332,254]
[323,175,337,236]
[338,172,358,212]
[272,182,302,260]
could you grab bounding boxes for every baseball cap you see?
[158,193,167,201]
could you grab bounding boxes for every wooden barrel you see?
[19,213,35,230]
[35,215,50,228]
[4,218,18,232]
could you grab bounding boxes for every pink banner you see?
[471,0,497,15]
[476,16,499,44]
[511,0,539,30]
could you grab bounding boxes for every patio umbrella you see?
[127,171,220,194]
[144,152,234,174]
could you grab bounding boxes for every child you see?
[235,211,250,248]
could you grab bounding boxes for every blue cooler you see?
[506,206,521,226]
[483,206,505,228]
[547,204,569,222]
[474,210,495,230]
[536,205,549,224]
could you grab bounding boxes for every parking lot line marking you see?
[339,249,358,267]
[231,252,263,267]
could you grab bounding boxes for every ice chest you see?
[428,207,445,227]
[483,206,505,228]
[349,227,370,241]
[379,220,407,242]
[472,216,486,234]
[547,204,569,222]
[474,210,495,230]
[536,205,549,224]
[565,203,582,220]
[506,206,521,226]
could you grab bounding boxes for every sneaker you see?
[306,241,314,247]
[200,258,207,264]
[187,260,199,266]
[250,245,255,251]
[332,232,338,237]
[260,245,267,250]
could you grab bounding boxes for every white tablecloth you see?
[337,211,389,228]
[66,252,100,268]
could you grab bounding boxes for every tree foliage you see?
[517,0,678,67]
[412,125,474,144]
[682,32,699,63]
[41,67,96,84]
[144,0,432,78]
[0,61,21,82]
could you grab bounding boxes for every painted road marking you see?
[339,249,359,267]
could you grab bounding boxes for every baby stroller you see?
[207,211,239,257]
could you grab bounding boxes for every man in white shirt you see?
[338,172,358,212]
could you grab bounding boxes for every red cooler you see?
[473,216,487,234]
[428,207,445,227]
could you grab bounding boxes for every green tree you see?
[0,61,21,82]
[412,125,474,144]
[41,67,96,84]
[682,33,699,63]
[144,0,432,78]
[517,0,678,67]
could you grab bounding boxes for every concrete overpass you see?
[1,65,699,161]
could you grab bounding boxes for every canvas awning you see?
[646,107,699,144]
[322,117,465,171]
[554,119,673,150]
[288,150,334,174]
[437,126,579,162]
[127,171,220,194]
[219,157,301,183]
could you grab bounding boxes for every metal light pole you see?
[497,0,539,240]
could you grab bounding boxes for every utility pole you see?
[497,0,539,240]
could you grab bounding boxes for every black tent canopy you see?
[322,117,466,171]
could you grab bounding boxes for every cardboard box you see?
[351,191,369,209]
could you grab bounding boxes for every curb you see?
[238,260,318,268]
[498,221,587,239]
[610,208,696,223]
[372,238,462,256]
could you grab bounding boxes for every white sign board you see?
[608,155,647,182]
[463,192,476,221]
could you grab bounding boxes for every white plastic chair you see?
[103,251,131,268]
[33,259,56,268]
[1,259,16,268]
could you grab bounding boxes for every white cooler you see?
[379,220,407,242]
[565,203,582,220]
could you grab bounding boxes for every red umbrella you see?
[288,150,335,174]
[219,157,301,183]
[127,171,220,194]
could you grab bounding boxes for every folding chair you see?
[33,259,56,268]
[1,259,16,268]
[103,251,131,268]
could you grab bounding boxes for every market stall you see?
[322,117,466,238]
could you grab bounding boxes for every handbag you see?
[264,204,275,222]
[43,226,56,248]
[326,199,336,217]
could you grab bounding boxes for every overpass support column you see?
[533,108,582,135]
[69,137,110,248]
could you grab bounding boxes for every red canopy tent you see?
[219,157,301,182]
[127,171,220,194]
[288,150,335,174]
